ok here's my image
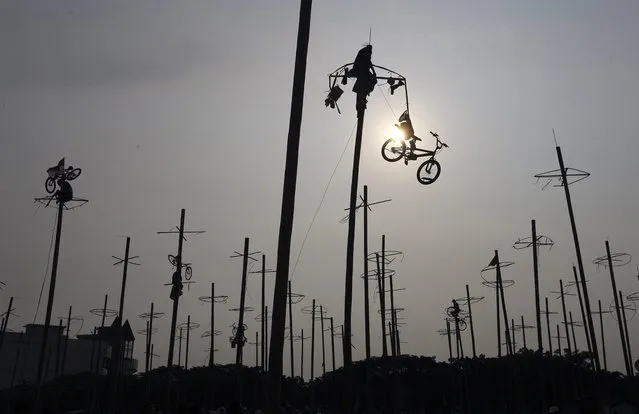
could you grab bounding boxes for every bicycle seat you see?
[412,136,421,141]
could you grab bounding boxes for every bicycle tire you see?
[416,159,441,185]
[381,139,406,162]
[45,177,56,194]
[66,168,82,181]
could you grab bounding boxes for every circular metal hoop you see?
[177,321,200,330]
[228,307,254,312]
[481,260,515,275]
[255,311,272,322]
[540,310,558,315]
[34,196,89,210]
[565,280,589,288]
[513,236,554,250]
[627,292,639,302]
[454,296,485,305]
[89,308,118,317]
[592,253,632,268]
[139,312,165,319]
[199,295,229,304]
[446,307,468,318]
[137,327,159,335]
[609,299,636,321]
[301,305,328,315]
[360,268,396,280]
[288,292,305,304]
[379,307,405,315]
[366,250,404,264]
[201,329,222,338]
[482,279,515,289]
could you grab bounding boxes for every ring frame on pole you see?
[139,311,166,320]
[366,250,404,265]
[360,268,396,280]
[177,321,200,331]
[288,292,305,304]
[201,330,222,338]
[255,311,272,322]
[565,279,589,288]
[627,292,639,302]
[137,327,159,336]
[199,295,229,304]
[34,196,89,210]
[90,308,118,318]
[609,299,636,321]
[592,253,632,269]
[454,295,485,306]
[513,236,555,250]
[228,306,254,313]
[481,279,515,289]
[301,304,328,315]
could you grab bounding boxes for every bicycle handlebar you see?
[430,131,449,149]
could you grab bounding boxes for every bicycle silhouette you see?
[381,130,448,185]
[45,166,82,194]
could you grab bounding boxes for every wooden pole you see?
[320,305,326,376]
[167,209,186,368]
[466,285,476,358]
[598,300,607,371]
[569,312,577,353]
[267,1,313,410]
[605,241,631,376]
[446,319,452,360]
[531,220,543,352]
[556,146,600,370]
[311,299,315,380]
[363,185,371,359]
[495,251,512,355]
[521,315,527,349]
[210,285,215,367]
[236,237,250,366]
[619,291,633,377]
[288,281,294,376]
[546,297,552,354]
[375,253,387,356]
[330,317,336,371]
[573,266,592,355]
[34,202,64,413]
[559,280,572,355]
[185,315,191,369]
[261,255,266,370]
[61,305,72,375]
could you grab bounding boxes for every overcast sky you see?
[1,0,638,377]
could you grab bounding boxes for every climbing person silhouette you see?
[395,110,419,157]
[348,45,377,96]
[55,179,73,204]
[451,299,461,320]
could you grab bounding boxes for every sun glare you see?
[390,126,405,141]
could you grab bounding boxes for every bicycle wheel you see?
[66,168,82,181]
[416,159,441,185]
[381,139,406,162]
[45,177,56,194]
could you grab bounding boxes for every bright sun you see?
[390,126,405,141]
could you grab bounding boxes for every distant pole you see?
[0,296,13,352]
[265,305,269,370]
[389,268,397,357]
[555,146,599,369]
[559,280,572,355]
[150,344,154,370]
[521,315,527,349]
[569,312,577,352]
[495,251,512,355]
[320,305,326,376]
[598,300,607,371]
[375,253,387,356]
[300,328,305,380]
[61,305,72,375]
[531,220,542,353]
[288,281,294,377]
[255,331,259,367]
[511,318,516,352]
[214,282,219,368]
[619,292,633,377]
[446,319,453,360]
[167,209,186,368]
[556,325,562,356]
[572,266,592,355]
[110,236,131,413]
[454,311,464,358]
[341,325,345,367]
[35,201,64,407]
[185,315,191,369]
[96,295,108,373]
[389,322,396,357]
[545,297,552,354]
[236,237,250,366]
[496,275,501,357]
[396,327,402,355]
[267,1,312,410]
[330,317,336,371]
[55,320,63,377]
[310,299,316,380]
[363,185,371,359]
[261,255,266,370]
[144,321,150,372]
[605,241,631,376]
[381,236,388,355]
[89,327,96,373]
[177,327,183,367]
[466,285,476,358]
[147,303,155,371]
